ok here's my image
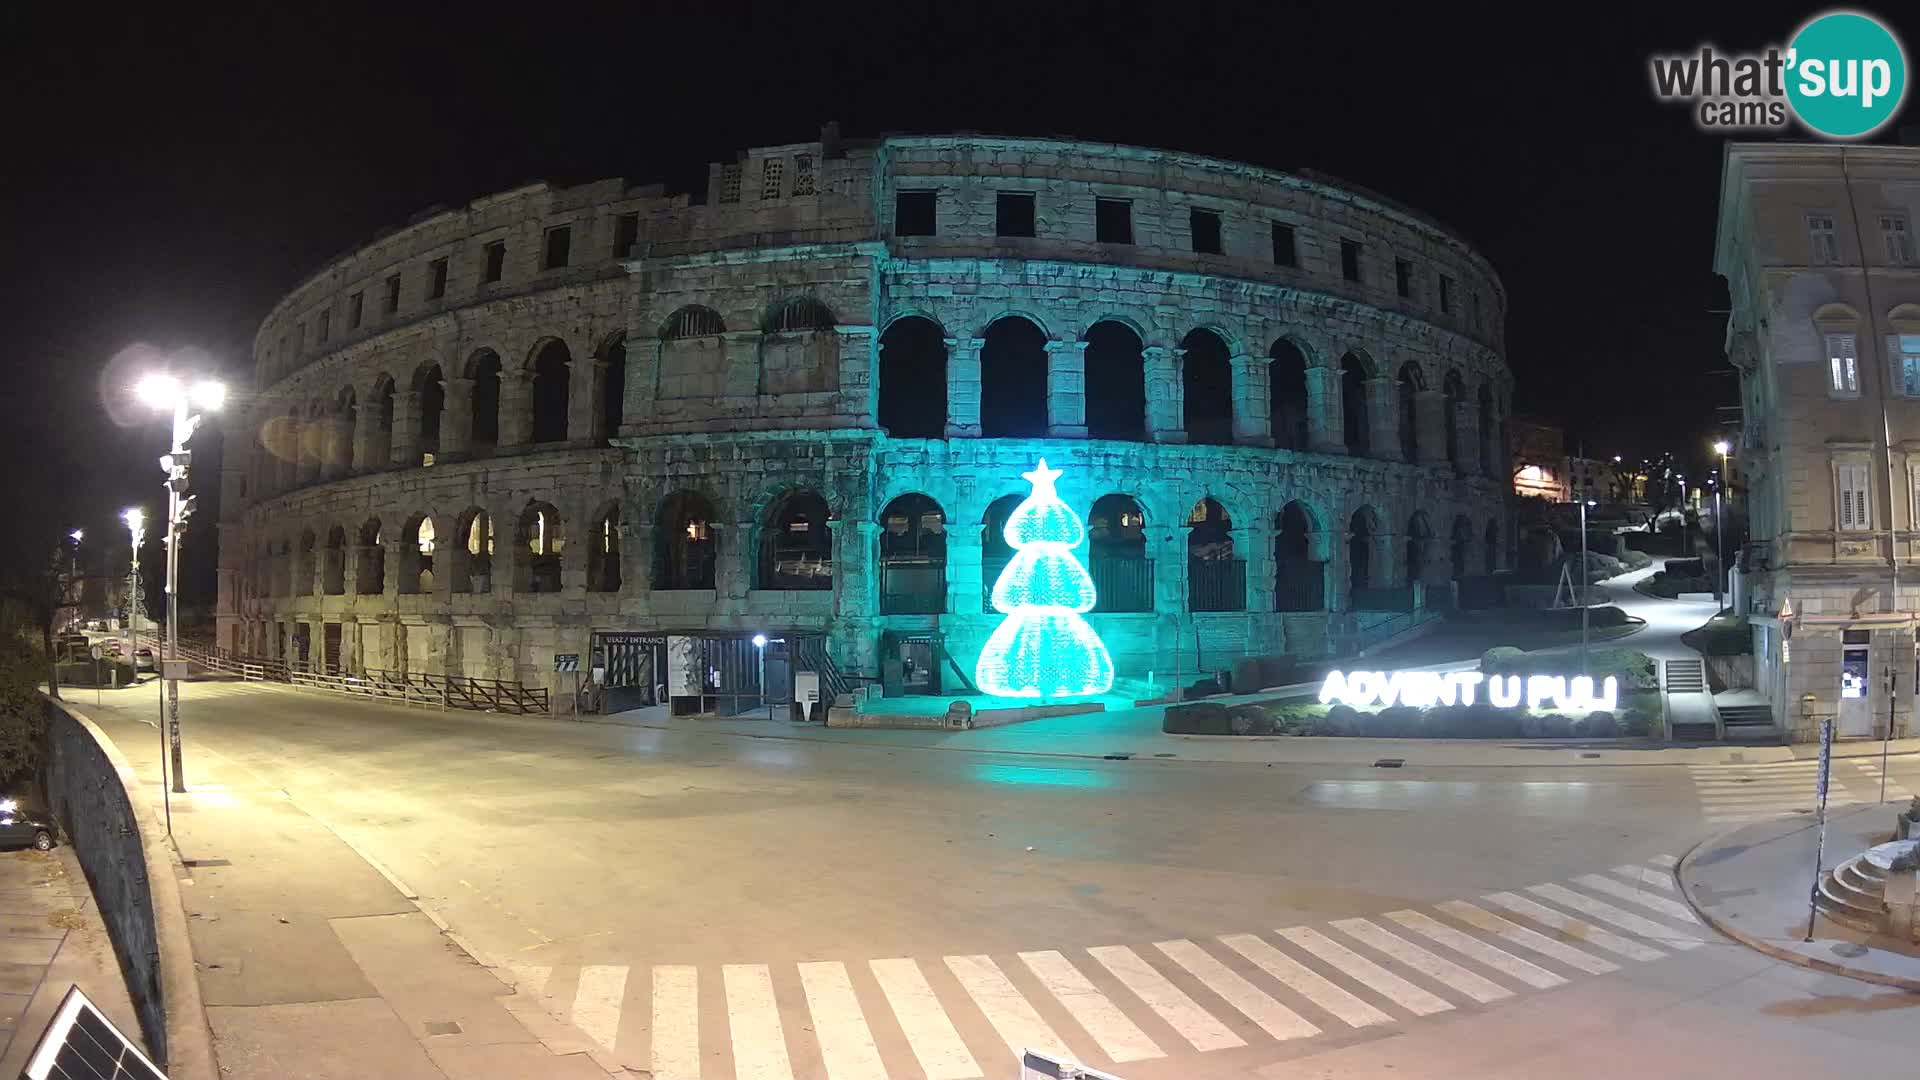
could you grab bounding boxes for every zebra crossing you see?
[1689,757,1914,825]
[504,857,1699,1079]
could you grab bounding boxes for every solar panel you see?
[17,985,167,1080]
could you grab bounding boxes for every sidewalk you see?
[1677,803,1920,989]
[0,847,144,1076]
[76,699,612,1080]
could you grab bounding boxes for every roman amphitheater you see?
[217,128,1512,712]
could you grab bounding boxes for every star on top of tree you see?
[1022,459,1062,494]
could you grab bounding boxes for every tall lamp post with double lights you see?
[1713,440,1731,612]
[134,373,225,794]
[122,509,144,683]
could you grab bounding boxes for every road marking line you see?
[652,965,701,1080]
[1647,854,1679,869]
[1330,918,1511,1004]
[946,954,1071,1063]
[1527,883,1703,949]
[798,961,887,1080]
[1383,910,1566,989]
[1086,945,1244,1052]
[1608,865,1677,892]
[1153,939,1319,1042]
[724,963,794,1080]
[869,958,980,1080]
[1572,873,1703,924]
[1483,892,1665,962]
[507,963,550,997]
[1276,926,1452,1016]
[572,965,627,1053]
[1218,933,1392,1028]
[1019,950,1163,1063]
[1436,901,1619,975]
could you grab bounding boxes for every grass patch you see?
[1681,614,1751,656]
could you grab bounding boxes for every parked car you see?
[133,647,155,672]
[0,801,53,852]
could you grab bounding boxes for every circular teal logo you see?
[1786,11,1908,138]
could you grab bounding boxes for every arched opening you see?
[355,519,385,595]
[1451,515,1474,578]
[516,503,564,593]
[1341,352,1371,456]
[322,525,347,594]
[766,296,836,334]
[274,539,291,597]
[654,491,717,591]
[1268,340,1309,450]
[1397,363,1422,461]
[369,375,395,468]
[1083,321,1146,441]
[1444,371,1465,466]
[587,504,622,592]
[530,340,571,444]
[1484,519,1501,574]
[468,349,502,457]
[980,316,1048,438]
[415,366,444,465]
[599,335,627,442]
[1186,497,1244,611]
[296,529,317,596]
[980,493,1025,611]
[450,508,494,593]
[878,493,946,613]
[1405,511,1433,587]
[877,316,948,439]
[1349,508,1377,594]
[661,305,726,340]
[1274,501,1325,611]
[1088,494,1151,611]
[1478,383,1498,477]
[333,388,357,475]
[1181,328,1233,445]
[761,490,833,591]
[401,515,435,594]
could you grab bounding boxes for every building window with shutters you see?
[793,153,815,196]
[1827,333,1859,396]
[1837,462,1871,532]
[1882,215,1914,264]
[1809,213,1841,264]
[761,159,784,200]
[1899,334,1920,396]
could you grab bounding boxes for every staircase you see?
[1665,659,1706,692]
[1818,852,1888,931]
[1664,659,1718,742]
[1717,703,1779,742]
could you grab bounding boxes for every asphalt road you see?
[81,681,1920,1079]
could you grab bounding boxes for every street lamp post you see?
[123,509,144,687]
[135,373,224,794]
[1713,440,1731,613]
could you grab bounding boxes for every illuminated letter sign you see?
[1319,670,1618,712]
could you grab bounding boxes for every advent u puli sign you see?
[1319,670,1621,713]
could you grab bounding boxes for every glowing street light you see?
[134,367,225,794]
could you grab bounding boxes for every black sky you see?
[2,3,1911,588]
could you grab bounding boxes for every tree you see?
[974,460,1115,698]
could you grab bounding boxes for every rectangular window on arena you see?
[1439,274,1453,313]
[613,212,640,257]
[761,159,785,200]
[1096,198,1132,244]
[348,291,363,330]
[384,274,401,314]
[718,163,742,204]
[1395,258,1412,299]
[1341,239,1362,283]
[895,191,936,236]
[1271,222,1296,267]
[482,241,506,284]
[543,225,571,270]
[1190,208,1222,254]
[428,257,449,299]
[996,192,1036,238]
[317,309,331,344]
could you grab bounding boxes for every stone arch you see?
[1341,352,1371,456]
[295,527,318,596]
[660,304,726,339]
[400,512,436,595]
[413,362,445,464]
[1274,500,1327,611]
[1086,493,1151,612]
[322,524,347,595]
[1268,339,1310,450]
[586,501,624,593]
[367,373,396,468]
[598,332,627,442]
[1397,362,1424,461]
[1478,382,1497,477]
[514,501,565,593]
[529,338,571,444]
[878,493,947,614]
[1348,506,1380,593]
[760,489,833,591]
[1443,369,1466,466]
[1484,518,1501,574]
[654,490,718,591]
[450,507,495,593]
[466,348,503,457]
[1083,320,1146,441]
[1186,496,1243,612]
[1450,514,1474,578]
[1181,328,1233,446]
[1405,511,1434,586]
[764,296,837,333]
[980,316,1048,438]
[878,316,947,439]
[355,517,385,595]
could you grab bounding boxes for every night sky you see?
[3,4,1910,593]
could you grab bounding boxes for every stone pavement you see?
[0,845,144,1075]
[1677,802,1920,989]
[74,698,613,1080]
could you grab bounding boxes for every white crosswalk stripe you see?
[498,858,1705,1077]
[1219,933,1393,1028]
[1086,945,1245,1052]
[1019,950,1163,1063]
[1330,918,1512,1004]
[1648,853,1679,868]
[1689,761,1873,824]
[1482,893,1666,962]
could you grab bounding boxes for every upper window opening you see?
[428,257,448,299]
[482,241,506,284]
[1341,239,1363,283]
[543,225,572,270]
[1096,198,1133,245]
[1190,208,1222,255]
[996,192,1036,238]
[896,191,936,236]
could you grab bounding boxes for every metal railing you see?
[1187,558,1247,613]
[154,636,549,714]
[1273,561,1326,612]
[880,559,946,614]
[1091,555,1153,613]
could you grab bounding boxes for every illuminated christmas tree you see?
[975,459,1116,698]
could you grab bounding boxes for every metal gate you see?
[595,633,666,713]
[323,623,343,674]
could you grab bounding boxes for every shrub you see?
[1322,705,1358,736]
[1480,646,1527,671]
[1622,549,1652,571]
[1228,704,1274,736]
[1666,557,1706,577]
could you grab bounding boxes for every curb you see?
[1675,808,1920,993]
[58,704,220,1080]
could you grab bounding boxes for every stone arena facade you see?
[215,130,1514,706]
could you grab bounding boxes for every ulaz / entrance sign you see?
[1319,670,1620,712]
